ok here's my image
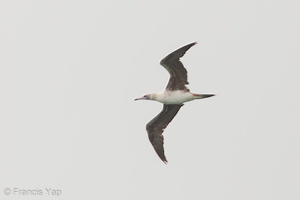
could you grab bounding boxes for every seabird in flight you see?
[135,42,214,163]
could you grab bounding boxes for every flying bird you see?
[135,42,214,163]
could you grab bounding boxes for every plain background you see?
[1,0,300,199]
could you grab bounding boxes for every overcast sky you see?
[1,0,300,199]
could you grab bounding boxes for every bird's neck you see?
[148,92,161,101]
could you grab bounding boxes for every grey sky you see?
[1,0,299,199]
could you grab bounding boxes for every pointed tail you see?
[192,94,215,99]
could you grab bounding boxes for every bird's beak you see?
[134,96,148,101]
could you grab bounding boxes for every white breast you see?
[154,90,194,104]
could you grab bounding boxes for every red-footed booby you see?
[135,42,214,163]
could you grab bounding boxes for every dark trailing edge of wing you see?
[160,42,197,91]
[146,104,184,163]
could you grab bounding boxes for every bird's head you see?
[134,94,151,101]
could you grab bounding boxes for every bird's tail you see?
[192,94,215,99]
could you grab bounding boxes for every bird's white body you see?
[151,90,196,104]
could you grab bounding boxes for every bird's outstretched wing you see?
[146,104,183,163]
[160,42,197,91]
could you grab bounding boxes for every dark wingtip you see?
[186,41,197,48]
[160,42,198,65]
[184,42,197,50]
[158,154,168,164]
[161,157,168,164]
